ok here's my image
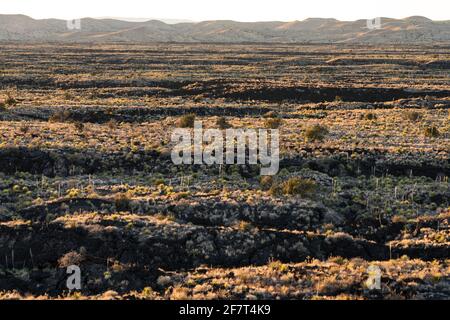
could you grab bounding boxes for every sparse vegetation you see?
[304,124,329,142]
[216,116,231,129]
[0,43,448,300]
[424,125,440,138]
[178,114,196,128]
[264,117,283,129]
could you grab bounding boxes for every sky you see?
[0,0,449,22]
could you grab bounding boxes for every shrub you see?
[364,113,377,120]
[58,251,85,268]
[268,260,289,273]
[49,110,72,122]
[235,220,253,232]
[268,177,317,197]
[19,124,30,134]
[0,101,6,111]
[114,192,131,211]
[5,94,17,106]
[260,176,274,190]
[216,116,232,129]
[424,126,440,138]
[404,111,422,122]
[282,177,317,197]
[264,117,283,129]
[304,124,329,142]
[178,114,196,128]
[73,121,84,133]
[107,119,118,129]
[263,111,278,118]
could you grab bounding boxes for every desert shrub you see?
[264,117,283,129]
[107,119,118,129]
[178,114,196,128]
[404,111,422,122]
[235,220,253,232]
[304,124,329,142]
[170,286,190,300]
[58,251,85,268]
[49,110,72,122]
[282,177,317,197]
[364,113,377,120]
[19,123,30,134]
[5,94,17,106]
[0,101,6,111]
[216,116,232,129]
[260,176,274,190]
[268,177,317,197]
[424,126,440,138]
[268,182,283,196]
[263,111,278,118]
[114,192,131,211]
[268,260,289,273]
[73,121,84,133]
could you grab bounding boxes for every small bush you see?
[19,124,30,134]
[0,101,6,111]
[49,110,72,122]
[178,114,196,128]
[58,251,85,268]
[260,176,274,190]
[268,177,317,197]
[282,177,317,197]
[404,111,422,122]
[364,113,377,120]
[263,111,278,118]
[5,94,17,106]
[424,126,440,138]
[268,260,289,273]
[305,124,329,142]
[216,116,232,129]
[235,220,253,232]
[107,119,118,129]
[114,192,131,211]
[73,121,84,133]
[264,117,283,129]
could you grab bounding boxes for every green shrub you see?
[282,177,317,197]
[178,114,196,128]
[424,126,440,138]
[304,124,329,142]
[268,177,317,197]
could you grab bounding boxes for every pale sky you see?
[0,0,449,22]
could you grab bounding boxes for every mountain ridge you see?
[0,14,449,43]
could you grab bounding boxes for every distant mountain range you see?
[0,14,449,43]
